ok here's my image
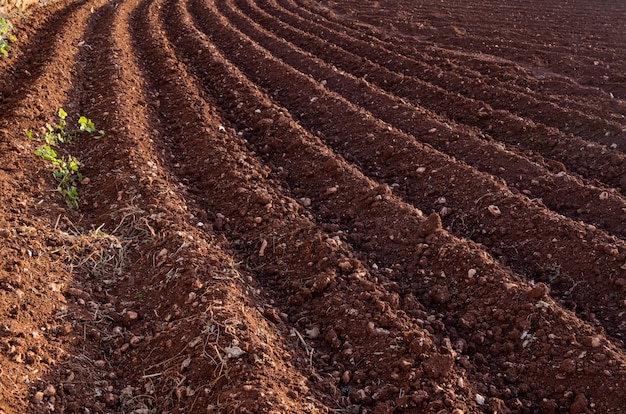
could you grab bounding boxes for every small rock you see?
[439,206,453,217]
[475,393,485,405]
[44,385,57,397]
[104,393,118,407]
[582,336,602,348]
[409,336,432,357]
[423,353,454,378]
[299,197,311,207]
[94,360,106,369]
[569,393,590,414]
[504,282,518,291]
[337,260,353,273]
[123,310,138,326]
[253,190,272,205]
[487,205,501,217]
[224,346,245,358]
[263,307,281,324]
[33,391,44,404]
[0,228,11,238]
[305,326,320,339]
[417,213,442,237]
[341,370,351,384]
[311,272,332,294]
[130,335,142,346]
[65,288,91,301]
[529,283,549,300]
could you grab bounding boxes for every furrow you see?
[226,0,626,241]
[126,0,484,410]
[0,0,102,130]
[285,0,626,127]
[147,0,626,410]
[193,0,626,346]
[5,0,626,411]
[312,0,626,99]
[270,0,626,149]
[27,0,331,411]
[0,0,86,88]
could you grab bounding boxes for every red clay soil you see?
[0,0,626,412]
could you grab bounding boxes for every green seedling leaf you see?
[30,108,102,210]
[78,116,96,133]
[59,185,79,209]
[35,145,57,162]
[68,157,80,173]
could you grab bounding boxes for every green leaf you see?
[24,130,33,140]
[35,145,57,161]
[78,116,97,134]
[58,108,67,120]
[68,158,80,172]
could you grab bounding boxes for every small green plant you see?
[26,108,104,209]
[26,108,104,145]
[0,18,16,56]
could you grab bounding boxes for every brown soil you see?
[1,0,626,412]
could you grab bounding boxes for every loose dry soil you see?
[1,0,626,412]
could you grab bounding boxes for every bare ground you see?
[1,0,626,412]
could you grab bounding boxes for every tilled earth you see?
[1,0,626,412]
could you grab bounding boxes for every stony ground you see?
[1,0,626,412]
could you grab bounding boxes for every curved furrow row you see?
[312,0,626,99]
[273,0,626,145]
[131,0,626,411]
[127,1,485,411]
[76,0,333,411]
[8,0,333,411]
[0,0,85,89]
[334,0,626,71]
[255,0,626,187]
[4,0,626,411]
[286,0,626,130]
[226,0,626,241]
[0,0,105,216]
[204,0,626,344]
[0,0,106,131]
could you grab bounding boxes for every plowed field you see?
[1,0,626,412]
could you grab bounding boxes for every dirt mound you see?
[1,0,626,412]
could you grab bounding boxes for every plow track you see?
[1,0,625,412]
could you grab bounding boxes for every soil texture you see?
[1,0,626,412]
